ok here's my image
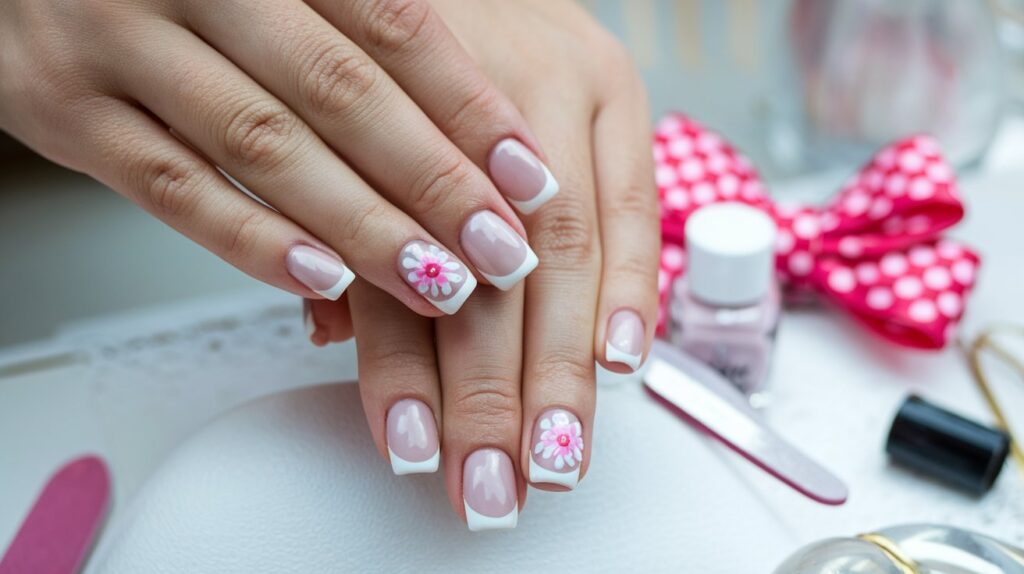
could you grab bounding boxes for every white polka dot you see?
[856,262,880,285]
[881,253,909,276]
[952,260,976,285]
[923,267,952,290]
[876,148,897,169]
[653,144,667,163]
[869,196,893,220]
[665,187,690,210]
[915,136,940,156]
[909,299,938,323]
[662,246,687,271]
[793,215,820,240]
[692,182,717,204]
[909,177,935,199]
[775,203,800,219]
[668,136,695,159]
[867,287,894,310]
[839,237,864,258]
[828,267,857,293]
[680,159,705,182]
[741,181,764,201]
[735,155,753,174]
[926,162,953,183]
[865,169,885,189]
[718,175,740,197]
[844,192,870,217]
[894,276,924,299]
[776,230,795,254]
[820,212,841,232]
[908,246,936,267]
[657,117,684,135]
[697,132,722,153]
[706,153,729,174]
[656,165,678,187]
[937,241,962,259]
[937,292,962,318]
[899,150,925,172]
[885,173,908,197]
[906,215,932,234]
[789,251,813,276]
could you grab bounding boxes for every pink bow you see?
[655,114,980,349]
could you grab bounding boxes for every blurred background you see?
[4,0,1024,346]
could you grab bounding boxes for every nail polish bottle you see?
[669,203,780,403]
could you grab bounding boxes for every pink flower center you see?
[424,263,441,278]
[557,434,570,447]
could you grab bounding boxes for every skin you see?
[312,0,661,523]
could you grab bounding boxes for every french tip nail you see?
[287,245,353,300]
[312,267,355,301]
[509,169,559,215]
[480,246,538,291]
[388,448,440,476]
[399,241,477,314]
[605,341,643,372]
[529,459,580,490]
[464,501,518,532]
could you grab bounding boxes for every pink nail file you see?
[0,455,111,574]
[643,340,849,505]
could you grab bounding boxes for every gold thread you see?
[962,324,1024,476]
[858,533,919,574]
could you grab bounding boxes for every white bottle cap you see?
[685,202,777,306]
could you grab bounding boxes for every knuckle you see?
[361,0,433,57]
[448,377,520,421]
[442,80,504,143]
[532,195,598,265]
[531,349,595,388]
[360,344,436,378]
[334,199,386,246]
[220,100,300,170]
[407,151,471,216]
[301,41,380,120]
[134,154,205,220]
[221,209,270,262]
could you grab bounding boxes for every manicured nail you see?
[529,409,584,489]
[489,139,559,214]
[386,399,439,475]
[460,211,538,290]
[606,309,644,371]
[398,240,477,314]
[463,448,518,531]
[286,245,354,300]
[302,300,317,339]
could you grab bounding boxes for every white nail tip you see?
[388,447,439,476]
[528,459,580,490]
[430,273,477,314]
[303,310,316,338]
[464,501,518,532]
[508,165,559,215]
[479,247,539,291]
[312,266,355,301]
[605,341,643,372]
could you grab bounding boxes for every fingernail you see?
[386,399,439,475]
[398,240,477,314]
[529,409,584,489]
[606,309,644,371]
[460,211,538,290]
[489,139,559,214]
[286,245,354,300]
[302,300,317,339]
[463,448,518,531]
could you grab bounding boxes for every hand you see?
[0,0,562,316]
[309,0,660,529]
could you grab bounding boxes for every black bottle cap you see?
[886,394,1010,496]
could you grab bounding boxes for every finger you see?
[114,22,477,316]
[75,96,357,303]
[184,0,540,289]
[592,84,660,373]
[303,296,354,346]
[311,0,561,214]
[435,288,525,531]
[519,99,601,492]
[348,280,442,475]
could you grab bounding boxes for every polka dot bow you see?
[655,114,980,350]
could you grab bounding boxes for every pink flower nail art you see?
[398,241,476,314]
[532,410,584,472]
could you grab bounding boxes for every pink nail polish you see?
[528,409,584,489]
[398,240,477,314]
[460,211,538,290]
[463,448,517,531]
[606,309,645,372]
[386,399,439,475]
[286,245,354,300]
[488,139,559,214]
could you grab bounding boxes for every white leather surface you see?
[85,381,794,573]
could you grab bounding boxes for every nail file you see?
[643,340,849,506]
[0,455,111,574]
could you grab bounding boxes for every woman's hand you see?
[0,0,561,315]
[310,0,660,529]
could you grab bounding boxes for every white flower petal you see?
[448,274,463,284]
[402,257,420,269]
[441,282,452,295]
[443,261,460,271]
[552,412,570,426]
[566,455,577,468]
[554,455,565,470]
[543,445,556,459]
[417,283,428,294]
[436,250,449,263]
[406,272,420,283]
[430,283,439,297]
[539,418,552,430]
[409,243,424,257]
[573,447,582,460]
[571,422,582,435]
[534,442,544,454]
